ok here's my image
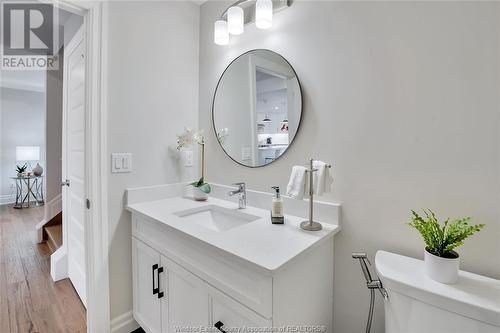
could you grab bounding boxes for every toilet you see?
[375,251,500,333]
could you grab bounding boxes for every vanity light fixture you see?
[228,6,244,35]
[214,20,229,45]
[262,115,272,122]
[214,0,291,46]
[256,0,273,29]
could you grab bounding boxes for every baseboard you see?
[50,247,68,282]
[0,194,15,205]
[110,311,139,333]
[36,219,48,243]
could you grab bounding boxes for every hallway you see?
[0,205,86,333]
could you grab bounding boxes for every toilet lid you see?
[375,251,500,327]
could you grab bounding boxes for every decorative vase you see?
[33,163,44,176]
[193,187,208,201]
[424,248,459,284]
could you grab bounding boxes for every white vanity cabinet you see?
[166,259,210,332]
[132,238,163,333]
[132,235,271,333]
[132,238,210,333]
[130,198,336,333]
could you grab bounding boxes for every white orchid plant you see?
[176,128,211,194]
[216,128,229,145]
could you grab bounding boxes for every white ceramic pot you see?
[424,249,459,284]
[193,187,208,201]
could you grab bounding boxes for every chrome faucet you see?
[228,182,246,209]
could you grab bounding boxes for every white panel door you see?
[163,257,209,332]
[132,238,162,333]
[63,31,87,306]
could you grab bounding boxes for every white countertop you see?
[127,196,339,272]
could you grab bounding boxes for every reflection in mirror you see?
[213,50,302,167]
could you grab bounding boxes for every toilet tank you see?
[375,251,500,333]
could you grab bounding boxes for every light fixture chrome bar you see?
[220,0,291,23]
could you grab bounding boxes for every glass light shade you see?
[256,0,273,29]
[214,20,229,45]
[227,6,244,35]
[16,146,40,161]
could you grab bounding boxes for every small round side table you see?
[10,175,45,209]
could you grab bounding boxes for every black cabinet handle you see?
[152,264,159,295]
[214,321,227,333]
[157,266,164,299]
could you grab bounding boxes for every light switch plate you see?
[241,147,252,161]
[183,150,194,167]
[112,153,132,173]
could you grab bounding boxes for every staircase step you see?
[45,224,62,253]
[38,212,63,243]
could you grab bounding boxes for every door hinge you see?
[86,199,91,209]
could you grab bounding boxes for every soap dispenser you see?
[271,186,284,224]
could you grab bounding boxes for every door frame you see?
[55,1,110,331]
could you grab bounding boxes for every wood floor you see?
[0,204,86,333]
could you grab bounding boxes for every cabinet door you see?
[132,238,162,333]
[162,256,209,332]
[210,287,271,333]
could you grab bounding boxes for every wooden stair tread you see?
[45,224,62,252]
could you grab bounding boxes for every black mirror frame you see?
[211,49,303,168]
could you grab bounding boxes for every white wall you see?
[0,87,46,203]
[104,0,200,320]
[199,2,500,333]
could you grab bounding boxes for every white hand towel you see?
[286,166,307,200]
[313,161,333,196]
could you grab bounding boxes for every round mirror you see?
[213,49,302,167]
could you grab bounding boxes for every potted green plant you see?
[16,164,27,177]
[177,128,211,201]
[408,209,484,284]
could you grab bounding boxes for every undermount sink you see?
[173,205,260,232]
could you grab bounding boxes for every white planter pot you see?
[424,249,459,284]
[192,187,208,201]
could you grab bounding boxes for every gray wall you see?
[0,87,45,202]
[0,8,82,206]
[63,13,84,47]
[199,2,500,333]
[104,1,200,319]
[45,47,64,203]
